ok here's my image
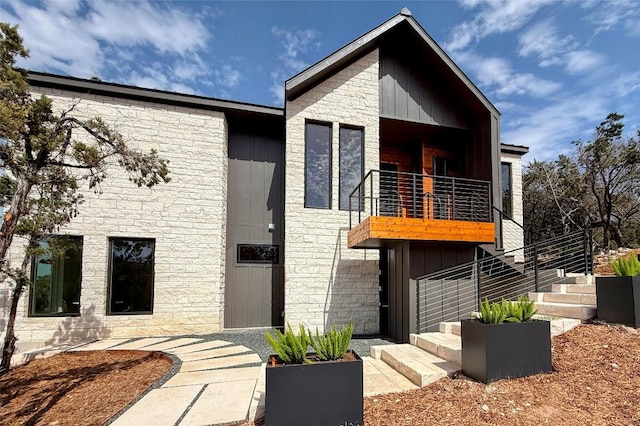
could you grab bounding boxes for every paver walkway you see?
[15,335,407,425]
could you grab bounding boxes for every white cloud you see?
[214,65,241,88]
[563,50,605,75]
[454,52,561,98]
[269,26,321,104]
[518,20,605,75]
[582,0,640,38]
[446,0,556,52]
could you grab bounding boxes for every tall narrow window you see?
[30,236,83,316]
[339,126,364,211]
[305,121,332,209]
[108,237,155,314]
[501,162,513,217]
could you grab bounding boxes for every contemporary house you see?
[1,9,529,347]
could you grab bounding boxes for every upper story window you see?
[501,162,513,217]
[339,126,364,211]
[305,121,332,209]
[108,237,155,315]
[30,236,83,317]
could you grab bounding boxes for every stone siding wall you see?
[285,50,381,334]
[0,88,228,346]
[501,152,525,260]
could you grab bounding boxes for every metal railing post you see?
[415,278,421,334]
[370,172,374,217]
[412,174,417,218]
[582,231,589,275]
[533,243,539,292]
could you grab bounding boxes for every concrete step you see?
[362,356,419,396]
[551,283,596,294]
[379,344,458,387]
[534,301,596,320]
[529,291,597,305]
[410,332,461,365]
[438,321,461,336]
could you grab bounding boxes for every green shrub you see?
[505,295,537,323]
[310,319,353,361]
[611,253,640,277]
[478,296,537,324]
[478,298,508,324]
[265,323,312,364]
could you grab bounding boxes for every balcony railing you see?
[348,169,492,229]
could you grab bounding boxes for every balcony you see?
[347,170,495,249]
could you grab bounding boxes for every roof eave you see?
[28,71,284,117]
[501,143,530,155]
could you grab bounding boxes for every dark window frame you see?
[28,235,83,318]
[237,244,280,264]
[304,120,333,209]
[339,125,365,211]
[107,237,156,316]
[501,162,513,217]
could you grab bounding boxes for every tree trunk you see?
[0,178,32,375]
[0,178,31,262]
[0,252,31,375]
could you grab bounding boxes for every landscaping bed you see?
[0,350,171,426]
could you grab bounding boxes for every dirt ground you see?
[0,350,171,426]
[1,323,639,426]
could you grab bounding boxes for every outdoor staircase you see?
[528,274,597,320]
[370,295,589,390]
[370,314,584,390]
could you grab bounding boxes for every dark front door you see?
[225,129,284,328]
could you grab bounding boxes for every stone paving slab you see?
[71,338,130,351]
[110,337,171,350]
[363,357,418,396]
[110,384,203,426]
[180,353,262,372]
[179,380,257,426]
[177,345,251,362]
[162,366,261,388]
[248,363,266,423]
[138,338,203,352]
[167,340,231,355]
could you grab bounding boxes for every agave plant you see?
[310,319,353,361]
[505,295,537,323]
[478,298,508,324]
[611,253,640,277]
[265,323,312,364]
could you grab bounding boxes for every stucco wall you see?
[0,88,228,346]
[501,152,525,260]
[285,50,381,335]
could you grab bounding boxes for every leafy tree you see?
[574,113,640,248]
[523,113,640,248]
[0,23,170,373]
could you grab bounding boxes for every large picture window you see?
[108,237,155,315]
[30,236,83,316]
[339,126,364,211]
[501,162,513,217]
[305,121,332,209]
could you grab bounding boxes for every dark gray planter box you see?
[596,276,640,328]
[265,350,363,426]
[461,319,552,384]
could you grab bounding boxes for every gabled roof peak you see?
[400,7,412,16]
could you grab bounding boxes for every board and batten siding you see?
[0,87,229,346]
[285,49,381,335]
[379,49,470,129]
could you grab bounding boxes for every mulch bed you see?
[363,323,640,425]
[0,350,172,426]
[2,324,639,425]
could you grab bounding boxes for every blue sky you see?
[2,0,639,161]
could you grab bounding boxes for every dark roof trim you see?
[28,71,284,117]
[285,11,499,116]
[501,143,529,156]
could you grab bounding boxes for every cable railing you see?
[348,169,492,229]
[416,230,592,333]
